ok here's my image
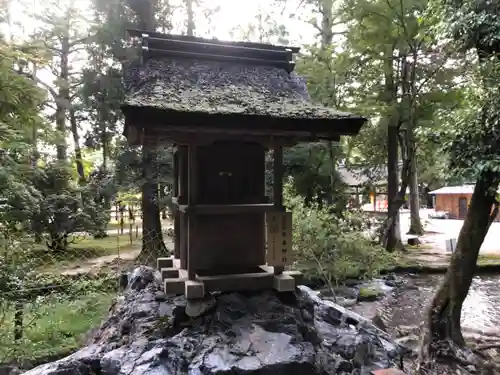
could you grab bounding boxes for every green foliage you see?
[0,231,38,301]
[0,230,117,363]
[284,142,348,210]
[284,179,392,285]
[0,292,113,362]
[429,0,500,182]
[32,233,140,268]
[0,232,117,361]
[358,286,384,301]
[331,0,464,186]
[79,65,124,157]
[436,0,500,53]
[27,163,110,252]
[0,42,47,231]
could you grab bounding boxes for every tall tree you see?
[87,0,181,259]
[124,0,171,262]
[338,0,461,249]
[0,39,47,231]
[183,0,195,36]
[418,0,500,367]
[27,0,91,166]
[274,0,351,207]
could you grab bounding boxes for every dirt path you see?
[402,248,451,268]
[59,226,174,276]
[61,247,143,276]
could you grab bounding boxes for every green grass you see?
[107,221,141,231]
[477,253,500,264]
[405,243,434,250]
[106,218,170,231]
[0,292,114,363]
[70,233,140,253]
[33,233,141,263]
[358,286,383,301]
[388,250,500,274]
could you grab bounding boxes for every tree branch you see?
[415,46,460,95]
[28,73,58,99]
[383,0,412,48]
[69,36,91,48]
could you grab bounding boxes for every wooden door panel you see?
[198,142,265,204]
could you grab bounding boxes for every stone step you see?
[160,267,179,279]
[185,280,205,299]
[164,278,186,295]
[157,257,174,269]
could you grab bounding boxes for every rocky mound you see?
[23,267,407,375]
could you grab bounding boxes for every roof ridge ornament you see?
[128,29,299,73]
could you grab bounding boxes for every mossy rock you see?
[357,286,384,302]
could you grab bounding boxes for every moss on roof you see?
[122,58,362,121]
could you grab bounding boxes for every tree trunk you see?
[55,34,70,162]
[159,183,168,220]
[406,49,423,235]
[408,133,423,234]
[327,141,337,205]
[379,45,403,251]
[385,123,402,251]
[425,186,434,208]
[70,107,85,183]
[137,147,168,264]
[419,174,499,363]
[47,232,69,254]
[123,0,167,264]
[184,0,195,36]
[319,0,334,47]
[102,125,108,171]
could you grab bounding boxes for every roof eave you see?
[121,104,366,137]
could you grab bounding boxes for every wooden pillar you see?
[173,148,180,259]
[173,148,179,197]
[187,143,198,280]
[273,144,284,276]
[179,146,188,267]
[179,146,188,199]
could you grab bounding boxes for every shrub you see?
[284,179,392,287]
[0,234,117,363]
[0,291,114,363]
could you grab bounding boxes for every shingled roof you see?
[121,31,366,137]
[123,58,361,123]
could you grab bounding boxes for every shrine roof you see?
[123,57,362,124]
[120,30,366,138]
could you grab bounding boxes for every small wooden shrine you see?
[121,29,366,299]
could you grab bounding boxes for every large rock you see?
[22,267,406,375]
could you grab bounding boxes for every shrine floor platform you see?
[157,257,303,299]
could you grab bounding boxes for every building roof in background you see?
[339,166,387,187]
[429,185,475,195]
[121,30,366,135]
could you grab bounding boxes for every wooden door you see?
[198,142,265,204]
[458,197,468,219]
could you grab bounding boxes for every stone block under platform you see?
[157,257,174,269]
[160,267,179,279]
[185,280,205,299]
[164,277,186,295]
[160,261,303,299]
